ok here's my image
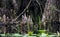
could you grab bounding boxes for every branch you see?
[35,0,42,15]
[12,0,32,22]
[55,9,60,12]
[53,7,60,12]
[50,5,60,12]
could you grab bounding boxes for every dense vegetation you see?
[0,0,60,36]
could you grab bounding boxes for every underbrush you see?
[0,30,60,37]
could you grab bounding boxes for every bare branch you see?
[12,0,32,22]
[35,0,42,14]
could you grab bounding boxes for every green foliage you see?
[38,30,46,34]
[16,24,20,33]
[0,34,5,36]
[28,31,33,36]
[27,22,30,32]
[38,16,42,29]
[12,33,21,36]
[0,33,59,37]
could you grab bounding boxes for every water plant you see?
[28,31,33,36]
[38,30,46,34]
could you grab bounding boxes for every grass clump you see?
[28,31,33,36]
